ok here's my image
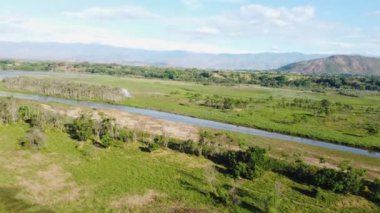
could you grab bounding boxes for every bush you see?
[18,106,31,122]
[19,128,46,150]
[370,179,380,200]
[365,125,378,136]
[100,134,112,148]
[313,167,364,194]
[66,114,95,141]
[227,146,268,179]
[147,142,160,152]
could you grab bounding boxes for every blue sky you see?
[1,0,380,54]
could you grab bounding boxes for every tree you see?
[100,134,112,148]
[18,106,31,122]
[99,113,117,139]
[0,98,18,124]
[227,146,268,179]
[320,99,331,115]
[67,114,95,141]
[365,124,378,136]
[371,179,380,200]
[313,167,364,194]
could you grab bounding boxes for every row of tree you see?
[1,60,380,91]
[202,95,250,110]
[3,77,126,102]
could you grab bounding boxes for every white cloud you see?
[372,10,380,16]
[181,0,246,9]
[167,4,380,55]
[63,6,158,20]
[194,26,221,36]
[0,16,233,53]
[174,4,317,39]
[1,4,380,56]
[0,16,31,34]
[239,5,315,27]
[181,0,202,9]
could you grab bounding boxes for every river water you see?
[0,71,379,158]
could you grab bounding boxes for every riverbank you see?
[0,71,379,151]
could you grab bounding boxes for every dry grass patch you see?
[17,164,83,205]
[0,150,85,206]
[110,190,165,209]
[0,151,49,175]
[334,195,378,210]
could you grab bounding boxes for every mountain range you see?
[1,41,380,75]
[0,41,325,70]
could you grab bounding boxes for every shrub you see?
[66,114,95,141]
[18,106,31,122]
[19,128,46,150]
[147,142,160,152]
[370,179,380,200]
[365,125,378,136]
[227,146,268,179]
[313,167,364,194]
[100,134,112,148]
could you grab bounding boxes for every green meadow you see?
[0,124,379,212]
[1,72,378,150]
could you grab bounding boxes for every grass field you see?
[1,72,379,150]
[0,124,379,212]
[4,97,380,180]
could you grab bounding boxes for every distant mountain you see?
[0,41,326,70]
[279,55,380,75]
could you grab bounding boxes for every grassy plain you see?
[5,98,380,180]
[0,124,379,212]
[1,72,378,150]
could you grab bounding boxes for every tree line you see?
[1,60,380,91]
[3,77,126,102]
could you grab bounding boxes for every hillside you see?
[0,41,325,70]
[279,55,380,75]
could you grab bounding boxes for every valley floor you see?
[1,72,379,151]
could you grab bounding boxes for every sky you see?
[1,0,380,55]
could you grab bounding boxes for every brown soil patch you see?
[41,104,199,141]
[302,157,338,170]
[110,190,164,209]
[41,104,81,118]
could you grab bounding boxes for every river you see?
[0,71,379,158]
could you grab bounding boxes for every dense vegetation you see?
[3,76,126,102]
[1,60,380,91]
